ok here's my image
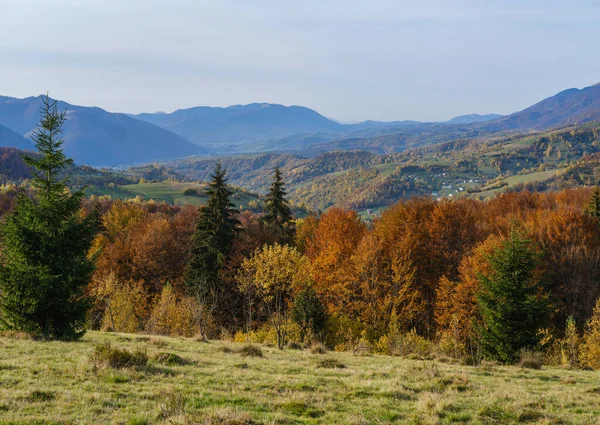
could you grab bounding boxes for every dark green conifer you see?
[291,286,327,343]
[185,162,240,328]
[477,228,549,363]
[0,95,99,340]
[262,167,294,244]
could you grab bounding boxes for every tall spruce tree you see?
[185,162,240,336]
[0,95,98,340]
[477,229,549,363]
[262,167,294,244]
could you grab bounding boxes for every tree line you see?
[3,98,600,367]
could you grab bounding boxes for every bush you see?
[287,341,302,350]
[239,345,263,358]
[310,343,327,354]
[382,329,432,357]
[92,343,148,369]
[182,188,198,196]
[518,349,542,370]
[154,352,190,366]
[581,298,600,369]
[145,285,201,337]
[561,316,581,368]
[317,358,346,369]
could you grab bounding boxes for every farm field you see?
[0,331,599,425]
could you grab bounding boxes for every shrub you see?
[435,330,467,360]
[145,285,201,337]
[287,341,302,350]
[154,352,190,366]
[561,316,581,368]
[239,345,263,358]
[518,349,542,370]
[317,358,346,369]
[183,188,198,196]
[91,343,148,369]
[387,329,432,357]
[581,298,600,369]
[310,343,327,354]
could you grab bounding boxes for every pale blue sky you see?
[1,0,599,121]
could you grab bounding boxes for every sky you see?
[1,0,599,122]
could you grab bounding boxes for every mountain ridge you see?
[0,95,207,167]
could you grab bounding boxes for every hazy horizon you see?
[1,0,599,122]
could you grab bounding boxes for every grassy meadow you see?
[1,331,599,425]
[90,182,262,209]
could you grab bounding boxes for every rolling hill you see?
[163,122,600,211]
[446,113,503,124]
[0,96,207,167]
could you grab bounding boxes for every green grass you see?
[0,331,599,424]
[92,182,262,209]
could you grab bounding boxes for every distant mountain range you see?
[0,96,206,166]
[134,103,344,150]
[445,114,503,124]
[0,82,599,166]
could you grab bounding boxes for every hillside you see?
[134,103,344,150]
[0,124,31,150]
[486,83,600,131]
[0,96,207,166]
[164,123,600,211]
[1,331,598,425]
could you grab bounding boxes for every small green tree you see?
[185,161,240,339]
[262,167,294,244]
[586,187,600,218]
[291,286,327,343]
[477,229,549,363]
[0,95,99,340]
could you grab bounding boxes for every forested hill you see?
[166,123,600,211]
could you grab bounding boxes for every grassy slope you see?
[1,332,599,425]
[93,182,261,209]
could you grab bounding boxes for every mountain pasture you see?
[0,331,599,425]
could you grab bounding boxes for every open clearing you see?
[1,331,599,424]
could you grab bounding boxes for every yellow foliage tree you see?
[146,284,200,337]
[91,273,148,333]
[238,243,306,349]
[581,298,600,369]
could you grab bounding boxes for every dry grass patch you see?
[239,345,263,358]
[317,358,346,369]
[91,343,148,369]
